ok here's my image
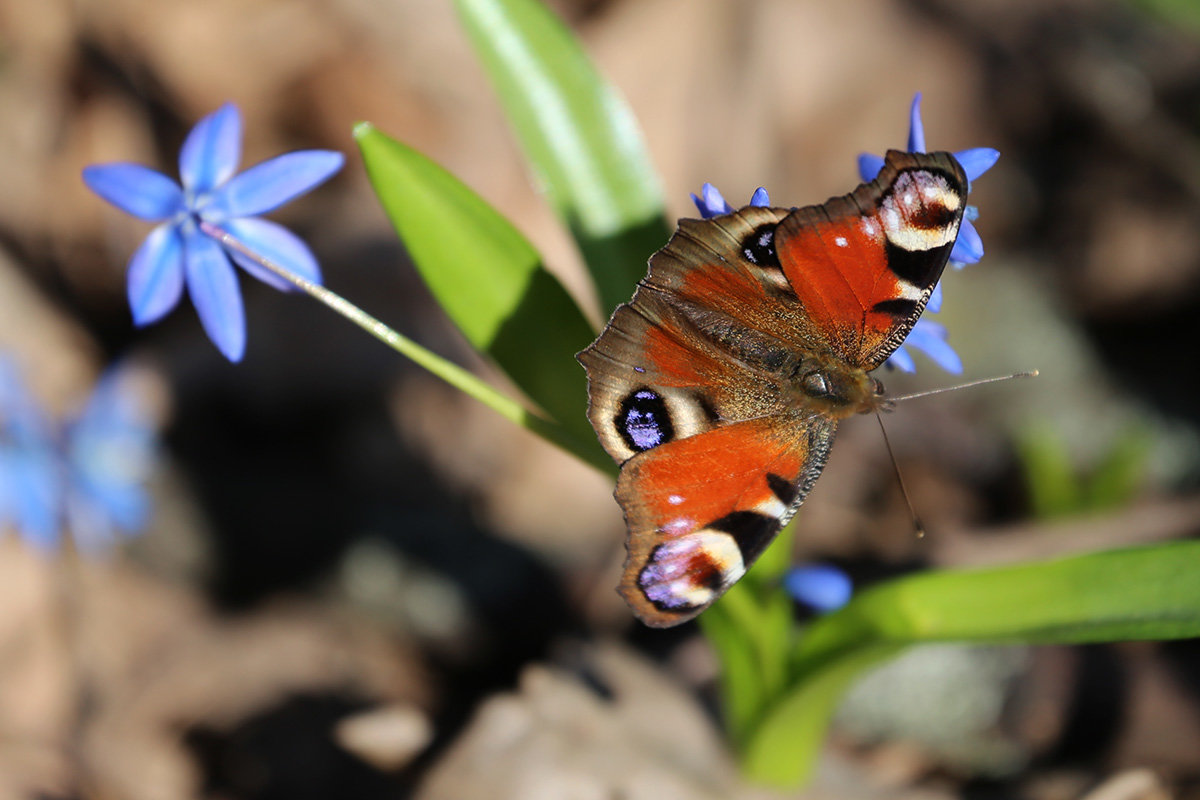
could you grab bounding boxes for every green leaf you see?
[743,540,1200,787]
[355,123,607,469]
[699,600,767,748]
[454,0,672,315]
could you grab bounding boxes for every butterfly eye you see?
[802,372,829,397]
[871,377,885,396]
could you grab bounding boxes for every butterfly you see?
[577,150,968,627]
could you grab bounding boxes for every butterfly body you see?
[579,150,967,627]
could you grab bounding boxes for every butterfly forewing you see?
[579,289,787,464]
[774,150,967,368]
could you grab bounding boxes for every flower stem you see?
[198,221,610,474]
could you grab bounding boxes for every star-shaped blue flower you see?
[858,93,998,375]
[83,103,344,362]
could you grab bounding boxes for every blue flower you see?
[858,93,999,374]
[783,563,853,614]
[0,359,158,554]
[691,183,769,218]
[83,103,344,362]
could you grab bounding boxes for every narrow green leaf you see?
[355,124,605,463]
[699,602,767,748]
[744,540,1200,787]
[454,0,671,315]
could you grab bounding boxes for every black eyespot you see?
[615,388,674,453]
[740,224,780,269]
[802,372,829,397]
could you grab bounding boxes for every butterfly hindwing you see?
[615,413,836,627]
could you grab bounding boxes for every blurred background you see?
[1,0,1199,797]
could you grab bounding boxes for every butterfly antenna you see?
[875,412,925,539]
[891,370,1039,403]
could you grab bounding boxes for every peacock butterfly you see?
[578,150,968,627]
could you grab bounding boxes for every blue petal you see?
[783,564,853,613]
[953,147,1000,183]
[905,319,963,374]
[82,164,184,221]
[907,92,926,153]
[11,449,61,549]
[691,183,732,218]
[209,150,344,218]
[857,153,885,182]
[702,183,730,215]
[950,217,984,265]
[184,229,246,361]
[886,344,916,373]
[223,218,322,291]
[179,103,242,195]
[127,223,185,326]
[750,187,770,207]
[926,281,943,314]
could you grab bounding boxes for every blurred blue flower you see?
[0,359,158,553]
[691,183,769,218]
[858,92,999,375]
[783,563,853,614]
[83,103,344,362]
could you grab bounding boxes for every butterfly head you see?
[790,353,891,418]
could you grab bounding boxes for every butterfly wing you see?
[615,413,835,627]
[580,150,969,627]
[773,150,967,368]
